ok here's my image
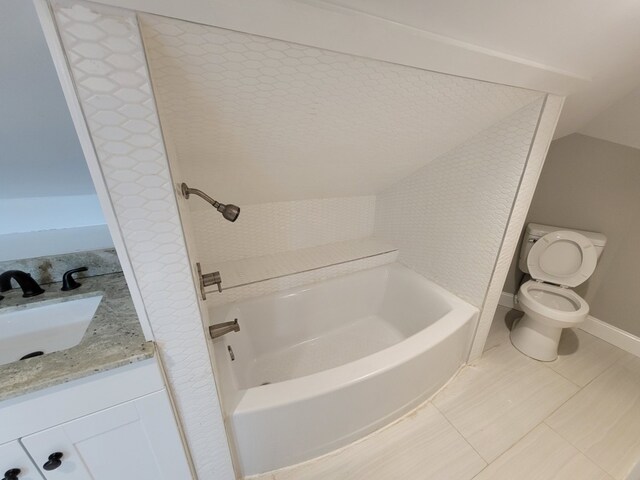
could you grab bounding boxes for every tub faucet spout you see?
[209,319,240,340]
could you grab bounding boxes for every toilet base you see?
[510,314,563,362]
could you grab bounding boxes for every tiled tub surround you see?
[191,196,377,267]
[139,13,542,207]
[140,10,547,309]
[48,1,235,477]
[212,263,478,475]
[207,248,398,308]
[0,272,153,402]
[205,237,395,295]
[375,99,545,308]
[0,248,122,285]
[252,306,638,480]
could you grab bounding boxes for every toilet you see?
[510,223,607,361]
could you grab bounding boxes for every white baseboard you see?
[498,290,640,357]
[498,291,520,310]
[580,315,640,358]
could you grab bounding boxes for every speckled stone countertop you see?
[0,273,154,402]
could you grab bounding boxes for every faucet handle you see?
[61,267,88,291]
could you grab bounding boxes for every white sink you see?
[0,292,103,366]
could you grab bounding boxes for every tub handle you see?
[196,262,223,300]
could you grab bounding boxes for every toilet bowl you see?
[509,225,606,361]
[510,280,589,361]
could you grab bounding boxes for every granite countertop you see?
[0,273,155,402]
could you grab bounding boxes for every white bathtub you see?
[210,262,478,476]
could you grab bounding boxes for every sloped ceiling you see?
[580,84,640,151]
[97,0,640,150]
[312,0,640,145]
[140,14,543,206]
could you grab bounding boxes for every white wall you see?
[0,0,109,260]
[1,196,105,235]
[0,0,95,199]
[0,195,112,262]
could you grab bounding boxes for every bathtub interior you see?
[211,264,452,390]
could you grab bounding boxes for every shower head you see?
[180,183,240,222]
[218,203,240,222]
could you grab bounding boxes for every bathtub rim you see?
[216,262,478,414]
[234,303,476,413]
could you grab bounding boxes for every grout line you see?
[466,325,585,465]
[542,420,617,479]
[537,362,582,389]
[431,402,487,466]
[540,357,631,480]
[486,311,630,479]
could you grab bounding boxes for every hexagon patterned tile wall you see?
[138,13,543,206]
[192,196,377,266]
[49,1,235,478]
[375,98,545,308]
[468,95,564,360]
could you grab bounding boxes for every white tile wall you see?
[375,99,545,307]
[468,95,563,359]
[213,237,395,290]
[192,196,376,265]
[49,1,234,478]
[138,13,543,206]
[207,250,398,307]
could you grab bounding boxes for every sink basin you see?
[0,292,103,366]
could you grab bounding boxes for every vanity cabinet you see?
[0,359,193,479]
[0,441,43,480]
[21,390,189,479]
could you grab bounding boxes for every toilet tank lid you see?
[526,223,607,247]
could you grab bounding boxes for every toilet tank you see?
[518,223,607,274]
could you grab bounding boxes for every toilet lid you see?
[527,230,597,287]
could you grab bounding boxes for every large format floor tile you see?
[547,328,626,387]
[484,306,624,388]
[433,342,579,462]
[255,403,485,480]
[546,354,640,480]
[473,423,612,480]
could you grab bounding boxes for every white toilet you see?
[510,223,607,361]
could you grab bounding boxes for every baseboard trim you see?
[498,290,640,357]
[580,315,640,357]
[498,291,520,310]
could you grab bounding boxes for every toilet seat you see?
[518,280,589,327]
[527,230,597,287]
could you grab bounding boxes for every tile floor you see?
[251,306,640,480]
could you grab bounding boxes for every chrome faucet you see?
[0,270,45,298]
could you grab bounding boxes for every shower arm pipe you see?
[181,183,222,210]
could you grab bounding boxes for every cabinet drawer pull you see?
[42,452,63,471]
[3,468,21,480]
